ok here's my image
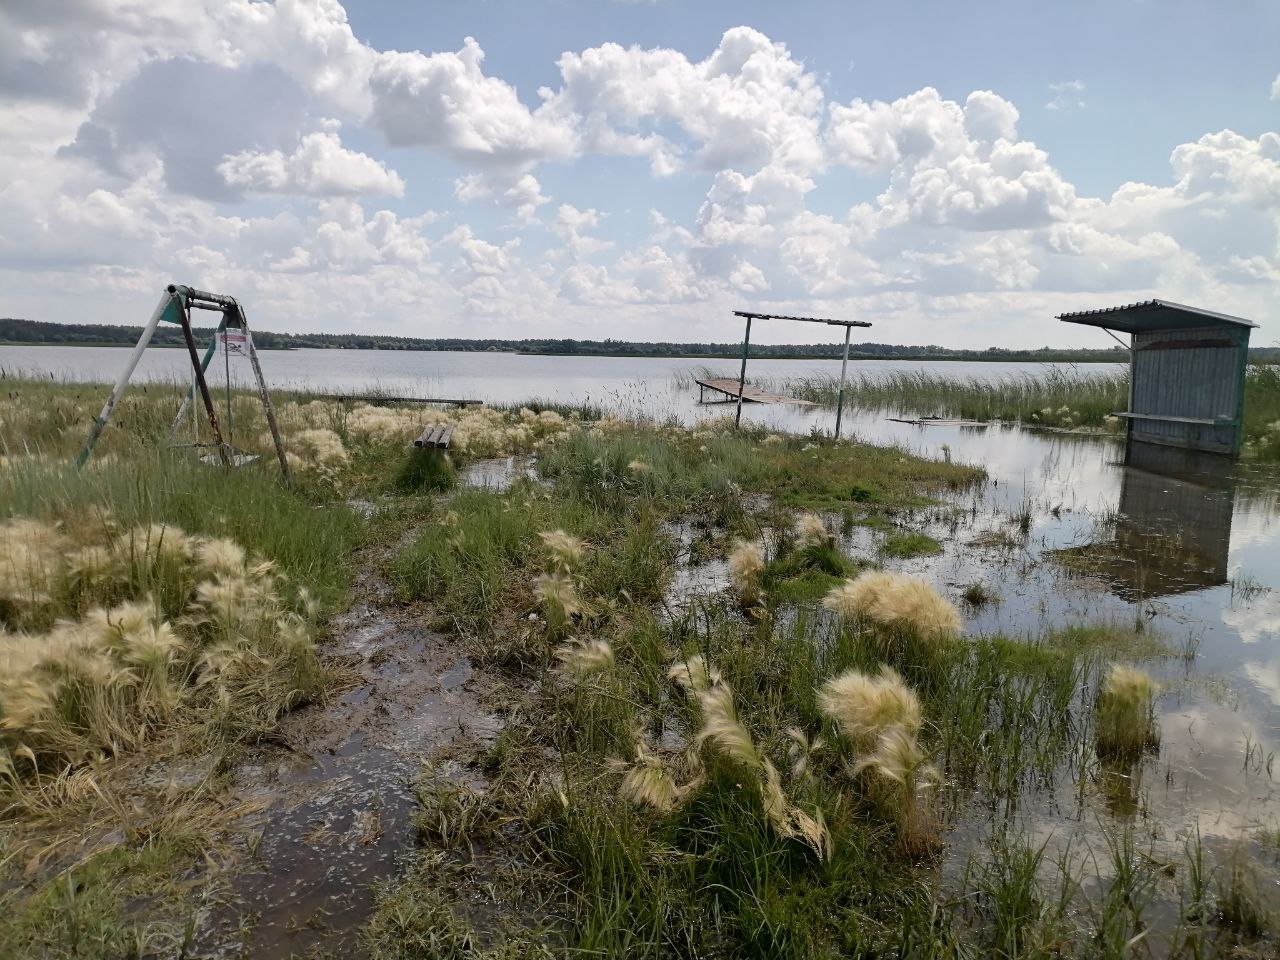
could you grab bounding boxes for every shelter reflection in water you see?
[1052,442,1235,601]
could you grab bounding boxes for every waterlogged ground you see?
[209,399,1280,955]
[3,360,1278,956]
[193,529,502,958]
[825,433,1280,942]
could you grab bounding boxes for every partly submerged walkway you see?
[694,377,813,405]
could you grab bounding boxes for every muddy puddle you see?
[195,540,500,959]
[459,455,538,491]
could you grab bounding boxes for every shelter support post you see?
[834,324,852,440]
[734,314,752,429]
[76,291,172,468]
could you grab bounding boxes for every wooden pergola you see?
[731,310,872,439]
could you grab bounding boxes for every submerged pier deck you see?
[695,377,813,406]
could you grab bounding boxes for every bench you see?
[414,424,455,449]
[1112,412,1236,427]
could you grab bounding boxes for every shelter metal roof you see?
[1056,299,1256,334]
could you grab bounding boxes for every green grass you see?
[0,835,203,959]
[881,530,943,558]
[772,367,1129,428]
[0,453,361,609]
[536,421,983,513]
[394,447,457,493]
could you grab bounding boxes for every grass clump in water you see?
[1095,663,1160,760]
[727,539,765,607]
[960,581,998,607]
[818,665,923,750]
[823,570,962,657]
[881,529,943,558]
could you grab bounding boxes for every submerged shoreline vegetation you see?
[685,363,1280,460]
[0,375,1277,958]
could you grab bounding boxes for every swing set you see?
[76,284,292,483]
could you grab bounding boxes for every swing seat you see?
[173,442,262,468]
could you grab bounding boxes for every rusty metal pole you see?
[176,296,230,467]
[238,305,292,485]
[734,314,752,429]
[834,323,852,440]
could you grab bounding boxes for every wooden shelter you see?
[1058,299,1256,457]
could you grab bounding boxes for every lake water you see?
[6,342,1280,921]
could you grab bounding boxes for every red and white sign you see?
[219,329,251,357]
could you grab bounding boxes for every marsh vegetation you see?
[0,374,1277,959]
[691,363,1280,459]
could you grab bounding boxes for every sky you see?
[1,0,1278,348]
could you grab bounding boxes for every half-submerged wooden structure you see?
[694,377,813,406]
[1058,299,1257,458]
[729,311,872,438]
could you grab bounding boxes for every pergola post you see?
[834,323,852,440]
[734,313,752,429]
[728,310,872,433]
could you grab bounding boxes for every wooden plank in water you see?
[886,416,989,427]
[694,377,813,405]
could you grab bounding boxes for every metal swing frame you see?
[76,284,292,483]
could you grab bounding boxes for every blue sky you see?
[1,0,1277,348]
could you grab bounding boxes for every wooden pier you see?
[326,394,480,408]
[695,377,813,406]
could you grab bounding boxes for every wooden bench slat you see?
[413,423,454,449]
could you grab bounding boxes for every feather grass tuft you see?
[728,540,765,605]
[539,529,588,572]
[823,570,961,645]
[1096,663,1160,759]
[818,665,922,749]
[554,637,615,678]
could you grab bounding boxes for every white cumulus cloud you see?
[218,130,404,198]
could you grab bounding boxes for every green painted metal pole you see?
[76,291,173,468]
[834,323,852,440]
[734,314,752,429]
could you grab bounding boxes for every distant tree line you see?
[3,317,1275,363]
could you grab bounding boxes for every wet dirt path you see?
[195,528,501,959]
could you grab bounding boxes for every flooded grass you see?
[708,362,1280,459]
[2,374,1280,958]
